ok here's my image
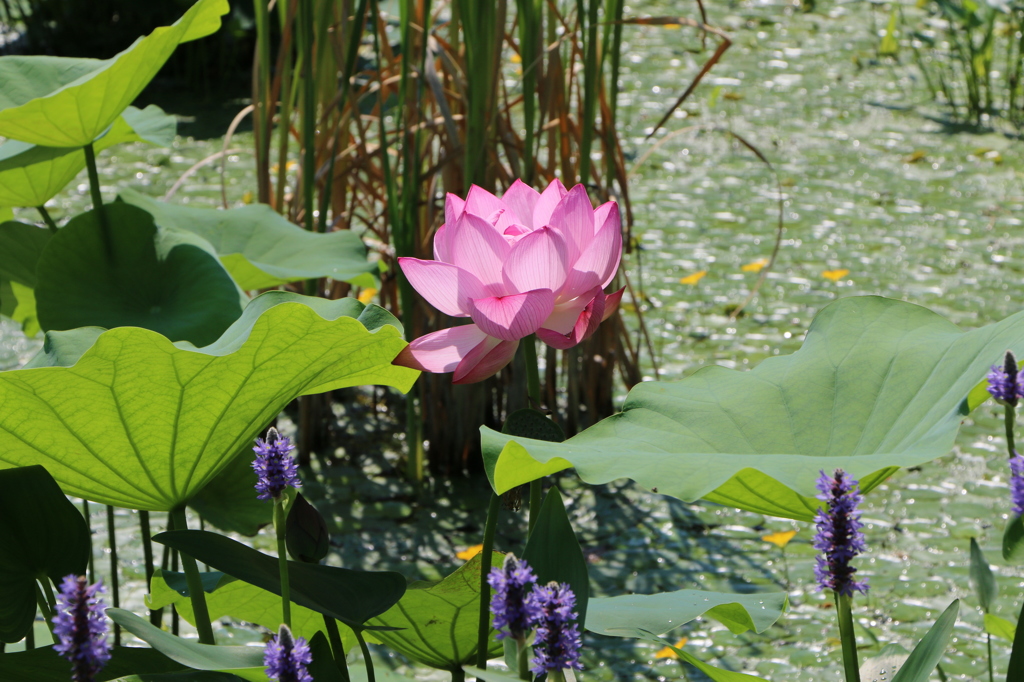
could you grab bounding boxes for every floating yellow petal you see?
[680,271,707,285]
[655,637,688,659]
[664,23,682,29]
[357,288,378,304]
[456,544,483,561]
[821,269,849,282]
[742,258,769,273]
[762,530,797,548]
[510,53,522,64]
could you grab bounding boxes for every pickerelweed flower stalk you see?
[252,427,301,501]
[813,469,868,597]
[488,554,540,642]
[53,575,111,682]
[263,625,313,682]
[527,581,583,678]
[1011,452,1024,516]
[987,350,1024,406]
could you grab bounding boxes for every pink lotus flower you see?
[395,179,624,384]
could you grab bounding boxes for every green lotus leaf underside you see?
[0,0,228,147]
[0,293,417,510]
[482,296,1024,521]
[118,188,375,290]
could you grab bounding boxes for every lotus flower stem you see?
[835,591,860,682]
[275,498,293,628]
[322,615,352,682]
[355,628,376,682]
[475,493,502,670]
[170,507,215,644]
[522,334,544,538]
[36,205,58,233]
[105,505,120,647]
[139,511,161,627]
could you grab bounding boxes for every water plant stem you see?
[81,499,95,584]
[516,639,530,681]
[323,615,351,682]
[140,510,162,627]
[1006,405,1016,456]
[986,631,993,682]
[82,142,111,254]
[170,507,215,644]
[835,591,860,682]
[36,205,58,233]
[106,505,121,646]
[355,629,376,682]
[34,582,55,638]
[475,493,501,671]
[274,498,292,628]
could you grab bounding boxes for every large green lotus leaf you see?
[0,293,417,509]
[0,645,186,682]
[0,0,228,147]
[147,567,356,650]
[107,608,268,682]
[0,221,49,332]
[482,296,1024,521]
[118,188,375,290]
[585,589,787,638]
[0,105,176,208]
[35,202,245,346]
[154,530,407,630]
[0,465,90,642]
[366,552,504,670]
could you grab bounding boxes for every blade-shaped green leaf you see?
[985,613,1016,642]
[0,465,90,642]
[35,202,245,346]
[632,632,769,681]
[0,0,228,147]
[0,105,175,208]
[0,293,417,509]
[186,448,272,536]
[0,645,185,682]
[366,552,504,670]
[118,188,374,290]
[107,608,268,682]
[482,297,1024,521]
[969,538,997,612]
[521,488,589,630]
[890,599,959,682]
[147,568,353,649]
[110,674,247,682]
[306,632,345,682]
[153,530,407,630]
[585,589,787,638]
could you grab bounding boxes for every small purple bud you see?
[252,427,301,501]
[264,624,313,682]
[526,581,583,674]
[487,554,539,641]
[1011,452,1024,516]
[813,469,869,597]
[52,575,111,682]
[987,351,1023,406]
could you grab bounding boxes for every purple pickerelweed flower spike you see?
[488,554,540,641]
[264,624,313,682]
[526,581,583,675]
[252,427,301,501]
[52,575,111,682]
[1011,452,1024,516]
[813,469,868,597]
[987,351,1024,406]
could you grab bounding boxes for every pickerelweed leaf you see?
[521,489,589,631]
[186,448,272,536]
[366,551,504,670]
[632,631,769,681]
[147,568,355,649]
[890,599,959,682]
[109,674,248,682]
[0,293,416,510]
[0,0,228,147]
[118,188,375,290]
[107,608,268,682]
[481,297,1024,521]
[153,530,407,630]
[1003,514,1024,561]
[969,537,996,612]
[0,105,176,208]
[0,465,90,643]
[0,644,185,682]
[35,202,245,346]
[306,632,345,682]
[585,589,787,638]
[985,613,1016,642]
